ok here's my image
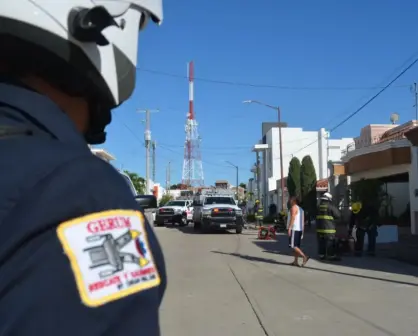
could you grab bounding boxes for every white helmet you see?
[0,0,163,143]
[321,192,332,201]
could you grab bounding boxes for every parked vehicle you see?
[192,189,243,234]
[155,199,192,227]
[118,171,158,223]
[134,194,158,223]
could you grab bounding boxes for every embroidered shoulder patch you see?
[57,210,161,308]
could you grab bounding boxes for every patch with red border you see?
[57,210,160,307]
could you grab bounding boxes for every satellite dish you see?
[390,113,399,124]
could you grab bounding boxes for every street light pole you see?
[236,166,239,200]
[226,161,239,200]
[243,100,286,211]
[277,106,285,211]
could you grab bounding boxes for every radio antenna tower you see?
[181,61,204,188]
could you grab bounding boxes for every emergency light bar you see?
[201,189,234,196]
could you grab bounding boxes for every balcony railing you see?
[341,132,408,157]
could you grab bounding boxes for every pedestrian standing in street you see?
[0,1,166,335]
[287,197,310,267]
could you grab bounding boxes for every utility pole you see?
[226,161,239,200]
[152,141,156,182]
[138,109,159,195]
[277,106,285,211]
[256,154,261,202]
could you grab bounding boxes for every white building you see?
[342,121,417,235]
[252,125,353,211]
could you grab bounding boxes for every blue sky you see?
[99,0,418,187]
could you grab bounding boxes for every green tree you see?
[159,193,173,206]
[239,183,247,189]
[300,155,317,218]
[123,170,145,194]
[350,178,384,210]
[287,157,301,200]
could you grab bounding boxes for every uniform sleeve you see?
[330,204,341,220]
[349,213,355,229]
[2,156,166,336]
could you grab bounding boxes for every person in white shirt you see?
[287,196,310,267]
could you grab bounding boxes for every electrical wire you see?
[157,143,253,150]
[157,137,314,150]
[138,67,410,91]
[117,118,252,171]
[291,54,418,155]
[119,51,418,175]
[158,144,249,171]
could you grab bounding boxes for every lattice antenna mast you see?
[181,61,204,188]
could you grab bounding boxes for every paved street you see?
[156,225,418,336]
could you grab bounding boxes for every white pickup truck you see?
[155,199,193,227]
[192,194,243,234]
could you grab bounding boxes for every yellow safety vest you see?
[255,207,264,220]
[316,203,336,234]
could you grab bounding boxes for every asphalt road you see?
[155,225,418,336]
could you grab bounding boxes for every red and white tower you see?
[181,61,204,188]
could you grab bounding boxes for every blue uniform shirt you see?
[0,83,167,335]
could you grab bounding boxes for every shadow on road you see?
[252,232,418,279]
[212,250,418,287]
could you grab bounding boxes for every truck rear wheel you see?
[236,225,243,234]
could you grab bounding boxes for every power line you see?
[292,55,418,155]
[157,137,315,150]
[138,67,409,91]
[121,53,418,176]
[158,144,249,171]
[157,143,252,150]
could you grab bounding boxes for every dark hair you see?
[289,196,299,205]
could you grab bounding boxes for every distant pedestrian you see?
[254,200,264,227]
[287,197,310,267]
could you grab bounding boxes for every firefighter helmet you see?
[321,192,332,201]
[352,201,362,214]
[0,0,163,143]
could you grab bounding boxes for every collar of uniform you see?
[0,83,88,147]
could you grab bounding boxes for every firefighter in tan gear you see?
[316,192,341,260]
